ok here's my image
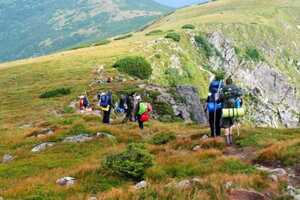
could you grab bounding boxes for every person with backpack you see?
[122,92,135,123]
[206,74,224,137]
[79,95,90,111]
[135,96,152,130]
[220,77,244,145]
[116,94,127,114]
[99,92,113,124]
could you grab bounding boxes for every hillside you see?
[0,0,170,62]
[0,0,300,199]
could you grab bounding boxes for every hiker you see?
[116,94,127,114]
[79,95,90,111]
[122,92,135,123]
[220,77,243,145]
[99,92,113,124]
[135,96,152,130]
[206,75,224,137]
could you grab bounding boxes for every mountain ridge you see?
[0,0,171,62]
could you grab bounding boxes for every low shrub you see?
[113,56,152,80]
[146,30,164,36]
[195,34,216,58]
[103,143,153,180]
[219,158,256,174]
[182,24,195,29]
[151,132,176,145]
[114,34,133,40]
[39,87,71,98]
[93,39,110,46]
[200,138,225,150]
[165,32,181,42]
[245,47,263,62]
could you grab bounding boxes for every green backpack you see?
[138,102,148,115]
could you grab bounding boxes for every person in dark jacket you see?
[135,96,144,129]
[122,92,135,123]
[206,93,223,137]
[100,92,113,124]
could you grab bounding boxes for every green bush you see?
[245,47,263,62]
[93,40,110,46]
[182,24,195,29]
[195,34,216,58]
[113,56,152,79]
[165,32,181,42]
[103,143,153,180]
[114,34,133,40]
[151,133,176,145]
[146,30,164,36]
[39,87,71,98]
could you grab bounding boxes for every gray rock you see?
[134,180,147,190]
[88,197,97,200]
[176,86,208,124]
[96,132,116,140]
[56,177,76,186]
[31,142,55,153]
[176,179,192,189]
[2,154,14,163]
[294,195,300,200]
[63,134,93,143]
[192,145,201,151]
[229,189,266,200]
[31,128,54,137]
[0,196,3,200]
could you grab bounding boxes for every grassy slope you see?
[0,0,300,199]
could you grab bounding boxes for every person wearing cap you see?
[79,96,85,111]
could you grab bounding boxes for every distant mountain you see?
[0,0,171,62]
[154,0,208,8]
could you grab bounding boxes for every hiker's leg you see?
[103,111,110,124]
[209,112,215,137]
[137,116,144,129]
[229,126,234,145]
[224,128,231,145]
[216,110,222,137]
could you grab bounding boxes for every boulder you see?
[56,177,76,186]
[229,189,266,200]
[63,134,93,143]
[88,197,97,200]
[176,86,207,124]
[31,142,55,153]
[134,180,147,190]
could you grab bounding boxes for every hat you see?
[79,95,85,99]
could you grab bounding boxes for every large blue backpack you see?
[209,80,224,94]
[100,94,110,107]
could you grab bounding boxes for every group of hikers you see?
[206,74,244,145]
[79,73,244,145]
[79,92,152,130]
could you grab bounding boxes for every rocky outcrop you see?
[2,154,14,163]
[62,134,93,143]
[204,32,300,128]
[176,86,207,124]
[142,84,207,124]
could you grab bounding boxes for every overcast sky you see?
[154,0,208,8]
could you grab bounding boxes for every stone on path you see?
[63,134,93,143]
[56,177,76,186]
[96,132,116,140]
[134,181,147,190]
[31,142,55,153]
[2,154,14,163]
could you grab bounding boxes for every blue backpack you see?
[100,95,110,107]
[209,80,223,94]
[207,94,223,113]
